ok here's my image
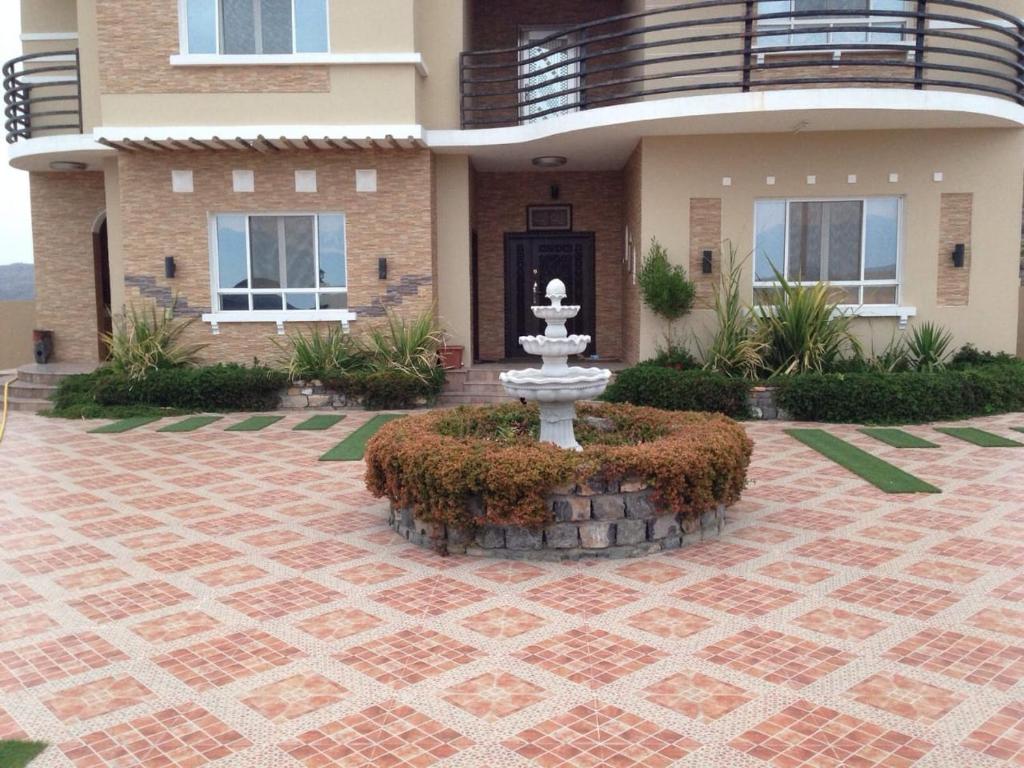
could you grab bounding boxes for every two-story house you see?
[5,0,1023,370]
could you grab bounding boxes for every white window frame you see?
[518,27,581,124]
[178,0,330,56]
[203,212,356,330]
[753,195,907,311]
[755,0,912,51]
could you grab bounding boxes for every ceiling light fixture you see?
[49,161,88,171]
[532,156,567,168]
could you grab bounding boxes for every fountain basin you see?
[500,367,610,403]
[519,335,590,358]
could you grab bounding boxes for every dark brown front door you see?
[504,232,596,359]
[92,220,112,360]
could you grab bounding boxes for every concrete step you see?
[7,396,52,413]
[8,381,57,401]
[15,362,97,385]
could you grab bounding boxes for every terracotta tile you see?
[372,576,492,617]
[699,627,853,689]
[270,539,369,570]
[296,607,383,641]
[904,559,983,584]
[831,575,960,619]
[336,628,481,688]
[645,670,753,722]
[846,672,965,724]
[885,628,1024,690]
[0,583,44,612]
[460,606,547,638]
[443,672,546,721]
[757,560,833,584]
[68,580,192,622]
[678,574,799,617]
[857,525,926,544]
[335,562,407,585]
[962,702,1024,765]
[7,544,112,575]
[0,612,59,643]
[153,630,303,690]
[242,672,347,722]
[220,577,342,620]
[0,633,128,691]
[993,573,1024,602]
[474,560,547,584]
[966,607,1024,639]
[43,675,153,723]
[515,628,666,688]
[669,540,764,568]
[793,606,889,641]
[626,606,713,639]
[194,563,267,587]
[791,536,901,568]
[131,610,221,643]
[929,536,1024,568]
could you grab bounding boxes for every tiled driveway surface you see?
[1,410,1023,767]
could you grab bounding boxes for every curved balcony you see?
[459,0,1024,129]
[3,49,82,144]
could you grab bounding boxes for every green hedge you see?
[601,364,752,418]
[773,362,1024,424]
[323,368,445,410]
[51,364,287,418]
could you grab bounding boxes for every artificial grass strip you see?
[859,428,940,449]
[88,416,161,433]
[225,415,284,432]
[0,741,47,768]
[320,414,404,461]
[157,415,223,433]
[294,414,347,431]
[786,429,940,494]
[934,427,1024,447]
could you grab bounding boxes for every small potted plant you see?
[437,333,464,370]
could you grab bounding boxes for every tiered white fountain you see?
[500,278,611,451]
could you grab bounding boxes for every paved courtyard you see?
[0,410,1022,767]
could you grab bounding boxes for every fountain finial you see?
[545,279,567,308]
[498,278,612,450]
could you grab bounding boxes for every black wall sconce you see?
[164,256,176,278]
[550,184,560,201]
[378,257,388,280]
[951,243,966,269]
[702,249,714,275]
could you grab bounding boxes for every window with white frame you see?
[754,197,902,305]
[185,0,328,55]
[756,0,909,48]
[213,214,347,313]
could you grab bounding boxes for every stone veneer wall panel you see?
[116,149,434,364]
[622,145,643,364]
[95,0,329,94]
[689,198,722,309]
[473,171,625,362]
[937,192,973,307]
[30,171,107,363]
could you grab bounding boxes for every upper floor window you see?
[212,213,347,313]
[757,0,908,48]
[185,0,328,55]
[754,197,902,306]
[519,28,580,124]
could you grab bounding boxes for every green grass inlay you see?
[157,415,223,433]
[320,414,404,461]
[225,415,284,432]
[934,427,1024,447]
[787,429,940,494]
[859,428,940,449]
[0,740,47,768]
[88,416,161,434]
[294,414,347,431]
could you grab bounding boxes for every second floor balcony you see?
[3,49,82,144]
[459,0,1024,129]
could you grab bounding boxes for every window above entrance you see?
[183,0,329,55]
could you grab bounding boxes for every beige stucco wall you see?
[638,129,1024,361]
[415,0,465,130]
[0,302,36,369]
[434,155,473,357]
[1018,285,1024,358]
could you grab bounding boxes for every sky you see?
[0,4,33,266]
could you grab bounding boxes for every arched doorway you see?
[92,213,112,360]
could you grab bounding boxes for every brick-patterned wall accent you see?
[473,171,625,362]
[30,172,107,363]
[689,198,722,310]
[622,145,642,364]
[750,52,907,91]
[937,192,973,307]
[96,0,329,94]
[466,0,631,127]
[116,149,434,364]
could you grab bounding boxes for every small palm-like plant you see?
[277,326,366,380]
[103,300,206,381]
[697,244,765,379]
[905,322,953,371]
[361,309,444,384]
[868,332,910,373]
[754,269,862,376]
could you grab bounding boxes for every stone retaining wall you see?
[748,386,788,421]
[279,381,363,410]
[389,477,728,560]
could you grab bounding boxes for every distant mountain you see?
[0,263,34,301]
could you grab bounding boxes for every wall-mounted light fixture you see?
[702,249,713,275]
[952,243,966,269]
[164,256,176,279]
[550,184,560,201]
[532,156,567,168]
[378,257,388,280]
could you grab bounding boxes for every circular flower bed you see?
[365,402,753,558]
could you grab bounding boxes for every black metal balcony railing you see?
[3,49,82,144]
[460,0,1024,128]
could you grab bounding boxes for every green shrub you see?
[361,309,445,384]
[602,364,752,418]
[638,239,696,326]
[754,271,862,375]
[905,322,953,371]
[324,368,444,410]
[698,245,765,379]
[50,364,286,417]
[950,343,1018,368]
[103,301,206,381]
[773,362,1024,424]
[277,326,367,380]
[649,344,699,370]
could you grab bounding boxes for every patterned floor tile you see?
[962,702,1024,765]
[0,612,59,643]
[43,675,153,724]
[699,627,853,689]
[846,672,965,724]
[613,559,688,584]
[295,607,383,641]
[443,672,546,721]
[242,672,347,722]
[460,606,547,638]
[792,606,890,641]
[626,606,713,639]
[335,562,407,585]
[136,542,241,573]
[153,630,303,690]
[515,628,666,688]
[336,628,480,688]
[194,563,267,587]
[669,540,764,568]
[993,573,1024,602]
[791,536,901,568]
[282,700,472,767]
[678,574,799,617]
[372,576,492,617]
[645,670,754,722]
[220,577,342,620]
[68,580,192,622]
[503,702,700,767]
[270,540,369,571]
[731,699,933,767]
[130,610,221,643]
[884,628,1024,690]
[523,574,643,616]
[966,607,1024,639]
[831,575,960,619]
[0,633,128,691]
[904,559,984,584]
[756,560,833,584]
[7,544,112,575]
